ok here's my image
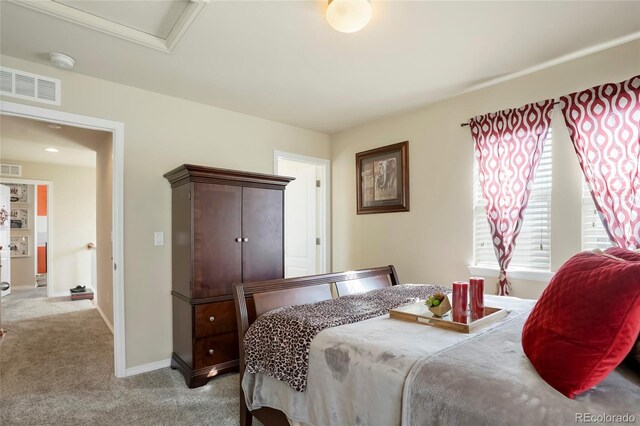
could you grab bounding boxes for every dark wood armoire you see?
[164,164,293,388]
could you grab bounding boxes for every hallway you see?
[0,288,243,425]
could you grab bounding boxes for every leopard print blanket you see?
[244,284,450,392]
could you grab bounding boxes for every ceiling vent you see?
[0,164,23,177]
[0,67,61,106]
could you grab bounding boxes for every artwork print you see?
[10,208,28,229]
[8,184,28,203]
[373,156,399,201]
[10,236,29,257]
[356,141,409,214]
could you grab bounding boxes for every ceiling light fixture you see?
[326,0,372,33]
[49,52,75,70]
[47,123,62,129]
[44,147,59,153]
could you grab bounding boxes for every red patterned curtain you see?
[471,101,554,295]
[561,75,640,250]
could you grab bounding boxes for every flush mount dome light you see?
[44,147,59,153]
[326,0,372,33]
[49,52,75,70]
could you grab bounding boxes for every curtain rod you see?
[460,101,561,127]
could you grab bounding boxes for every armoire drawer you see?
[194,300,237,338]
[194,332,239,369]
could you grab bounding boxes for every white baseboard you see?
[125,358,172,377]
[94,302,114,334]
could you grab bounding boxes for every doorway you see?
[0,100,126,378]
[274,151,330,277]
[0,179,52,296]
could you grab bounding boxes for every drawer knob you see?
[242,237,249,242]
[208,349,214,355]
[209,316,215,322]
[235,237,242,242]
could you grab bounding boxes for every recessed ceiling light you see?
[47,123,62,130]
[44,148,59,153]
[49,52,75,70]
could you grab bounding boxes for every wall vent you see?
[0,67,61,105]
[0,164,23,177]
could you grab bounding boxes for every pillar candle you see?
[469,277,485,321]
[452,281,469,323]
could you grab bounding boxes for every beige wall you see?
[0,54,332,368]
[96,135,113,327]
[331,40,640,300]
[9,185,35,287]
[1,160,96,296]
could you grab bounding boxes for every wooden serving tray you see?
[389,302,508,333]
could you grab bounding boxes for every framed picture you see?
[10,208,29,229]
[10,236,29,257]
[356,141,410,214]
[8,183,28,203]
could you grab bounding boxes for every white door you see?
[278,159,317,278]
[0,185,11,297]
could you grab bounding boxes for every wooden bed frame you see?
[232,265,399,426]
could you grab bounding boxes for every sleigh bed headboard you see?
[232,265,399,426]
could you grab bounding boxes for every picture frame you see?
[356,141,410,214]
[10,208,29,229]
[10,235,29,257]
[8,183,28,203]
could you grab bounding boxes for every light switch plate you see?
[154,232,164,246]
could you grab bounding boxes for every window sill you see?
[467,265,554,283]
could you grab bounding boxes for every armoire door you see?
[241,187,284,283]
[193,183,242,298]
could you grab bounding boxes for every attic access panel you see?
[11,0,207,52]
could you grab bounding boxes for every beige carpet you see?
[0,287,252,425]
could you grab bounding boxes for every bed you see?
[232,266,640,426]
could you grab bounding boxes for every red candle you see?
[452,281,469,323]
[469,277,485,321]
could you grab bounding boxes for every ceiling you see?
[0,115,107,168]
[1,1,639,134]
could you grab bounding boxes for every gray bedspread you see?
[403,312,640,426]
[244,295,639,426]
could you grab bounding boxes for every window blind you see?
[473,129,552,271]
[581,181,612,251]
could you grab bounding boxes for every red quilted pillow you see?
[522,251,640,398]
[605,247,640,262]
[605,248,640,370]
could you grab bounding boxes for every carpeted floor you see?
[0,287,253,426]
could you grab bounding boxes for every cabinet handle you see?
[242,238,249,242]
[209,316,215,322]
[235,238,242,242]
[208,349,214,355]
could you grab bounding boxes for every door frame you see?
[0,178,52,296]
[1,100,126,378]
[274,151,330,274]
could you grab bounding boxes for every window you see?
[473,129,552,271]
[581,181,612,250]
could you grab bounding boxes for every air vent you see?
[0,67,61,105]
[0,164,22,177]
